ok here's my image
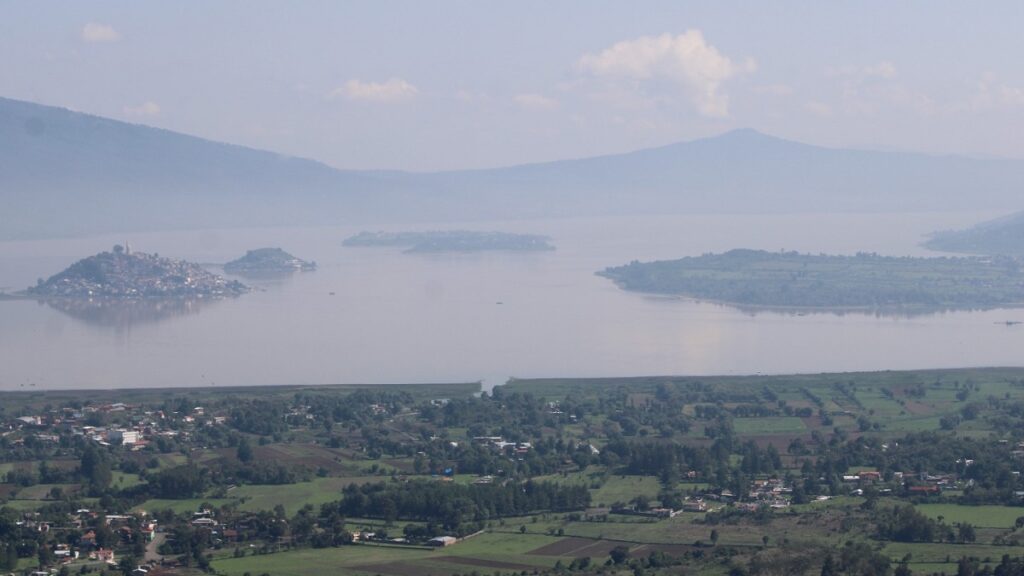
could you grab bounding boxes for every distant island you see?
[26,244,248,299]
[599,249,1024,311]
[343,230,555,253]
[224,247,316,274]
[925,211,1024,256]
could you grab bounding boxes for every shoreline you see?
[600,275,1024,316]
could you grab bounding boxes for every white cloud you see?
[81,23,120,43]
[332,78,418,102]
[971,75,1024,111]
[122,101,161,117]
[578,31,754,117]
[514,93,559,111]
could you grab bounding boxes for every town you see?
[4,369,1024,575]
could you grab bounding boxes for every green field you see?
[233,476,378,514]
[590,475,662,507]
[732,417,807,435]
[133,497,236,514]
[213,532,563,576]
[111,471,145,489]
[883,541,1024,564]
[915,503,1024,529]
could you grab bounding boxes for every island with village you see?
[24,244,248,300]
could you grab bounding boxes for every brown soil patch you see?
[571,540,628,558]
[433,556,535,570]
[251,443,359,474]
[354,561,444,576]
[528,537,630,558]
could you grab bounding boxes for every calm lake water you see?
[1,212,1022,390]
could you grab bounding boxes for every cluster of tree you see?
[328,480,590,533]
[875,505,947,543]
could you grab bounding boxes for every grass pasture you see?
[591,475,662,507]
[213,532,563,576]
[732,417,807,435]
[915,503,1024,529]
[233,476,378,514]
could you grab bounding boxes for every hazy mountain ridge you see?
[4,96,1024,240]
[925,211,1024,255]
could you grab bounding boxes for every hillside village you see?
[5,370,1024,574]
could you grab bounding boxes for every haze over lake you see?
[1,211,1021,391]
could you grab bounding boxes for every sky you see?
[2,1,1023,171]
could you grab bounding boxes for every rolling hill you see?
[4,96,1024,240]
[925,211,1024,255]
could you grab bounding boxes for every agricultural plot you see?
[590,475,663,506]
[914,504,1024,529]
[213,532,562,576]
[732,417,807,435]
[233,476,379,514]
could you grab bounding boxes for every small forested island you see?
[343,230,555,253]
[599,248,1024,310]
[925,210,1024,256]
[26,244,248,299]
[223,247,316,274]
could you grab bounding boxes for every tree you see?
[237,437,254,463]
[80,445,112,492]
[821,554,839,576]
[37,544,54,568]
[609,545,630,565]
[3,543,18,571]
[710,529,719,546]
[957,522,977,543]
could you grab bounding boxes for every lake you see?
[1,212,1022,390]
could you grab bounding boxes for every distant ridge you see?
[4,96,1024,240]
[925,211,1024,255]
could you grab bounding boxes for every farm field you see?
[212,532,564,576]
[914,504,1024,529]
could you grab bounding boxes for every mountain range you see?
[3,96,1024,240]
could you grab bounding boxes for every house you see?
[429,536,458,547]
[858,471,881,482]
[92,548,115,562]
[109,429,140,445]
[682,500,708,513]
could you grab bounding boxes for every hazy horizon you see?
[3,1,1024,171]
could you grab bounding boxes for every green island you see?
[599,249,1024,312]
[926,211,1024,257]
[223,248,316,275]
[343,230,555,253]
[6,369,1024,575]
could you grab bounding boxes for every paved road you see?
[144,532,166,563]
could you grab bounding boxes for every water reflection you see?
[40,297,211,328]
[640,295,1023,319]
